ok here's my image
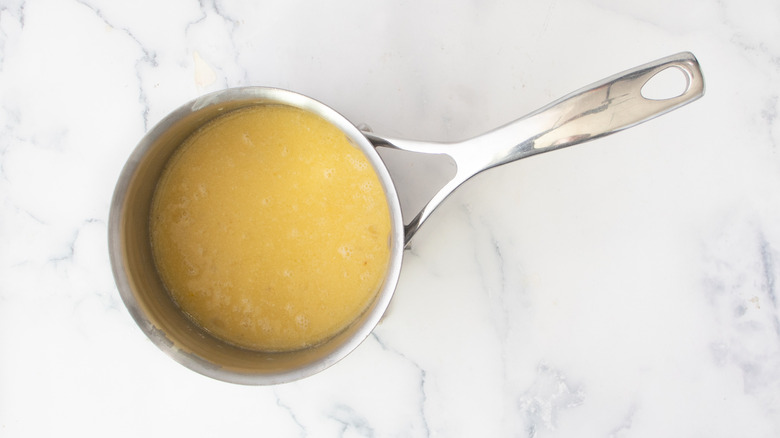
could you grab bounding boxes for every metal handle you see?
[367,52,705,246]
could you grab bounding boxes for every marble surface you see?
[2,0,780,436]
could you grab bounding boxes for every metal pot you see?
[109,52,704,384]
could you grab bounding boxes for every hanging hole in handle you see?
[640,66,691,100]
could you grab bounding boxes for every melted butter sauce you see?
[150,105,391,351]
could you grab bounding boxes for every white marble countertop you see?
[2,0,780,436]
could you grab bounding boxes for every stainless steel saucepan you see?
[109,52,704,384]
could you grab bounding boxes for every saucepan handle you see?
[478,51,705,167]
[366,52,705,246]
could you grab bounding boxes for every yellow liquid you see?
[149,105,392,351]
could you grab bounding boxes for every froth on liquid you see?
[149,105,392,352]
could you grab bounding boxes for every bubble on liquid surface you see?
[359,180,374,193]
[347,154,368,171]
[184,258,198,276]
[338,245,353,258]
[172,208,192,226]
[295,314,309,329]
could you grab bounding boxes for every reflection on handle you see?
[368,52,705,247]
[483,51,705,167]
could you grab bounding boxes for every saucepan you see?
[109,52,704,384]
